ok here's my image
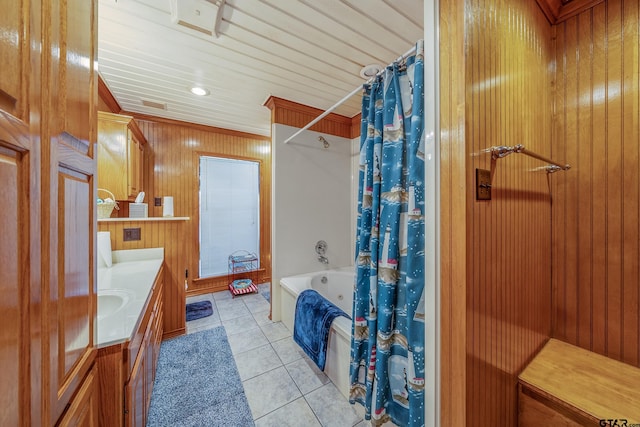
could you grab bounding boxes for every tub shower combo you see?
[280,264,354,398]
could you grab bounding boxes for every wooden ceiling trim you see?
[536,0,606,23]
[350,113,362,139]
[264,96,353,139]
[98,74,122,114]
[122,110,271,141]
[555,0,606,23]
[536,0,562,24]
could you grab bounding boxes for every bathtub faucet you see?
[315,240,329,265]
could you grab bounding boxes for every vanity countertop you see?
[96,247,164,348]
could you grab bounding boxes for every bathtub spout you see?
[318,255,329,264]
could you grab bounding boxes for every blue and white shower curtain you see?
[349,40,425,427]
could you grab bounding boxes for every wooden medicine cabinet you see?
[98,111,146,201]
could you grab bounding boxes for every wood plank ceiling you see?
[98,0,424,136]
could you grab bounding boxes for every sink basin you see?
[97,290,132,319]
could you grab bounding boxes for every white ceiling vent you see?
[141,99,167,110]
[170,0,225,37]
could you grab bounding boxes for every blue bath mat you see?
[258,283,270,302]
[186,301,213,322]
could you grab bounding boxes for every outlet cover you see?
[123,227,141,241]
[154,197,162,207]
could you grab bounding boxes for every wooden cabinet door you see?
[97,112,145,201]
[127,131,139,198]
[125,341,147,427]
[58,367,99,427]
[46,0,98,424]
[98,114,129,200]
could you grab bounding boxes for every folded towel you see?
[293,289,350,371]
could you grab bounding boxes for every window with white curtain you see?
[199,156,260,277]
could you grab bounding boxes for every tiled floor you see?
[185,285,366,427]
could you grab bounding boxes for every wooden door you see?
[0,112,39,426]
[45,0,98,423]
[0,0,42,425]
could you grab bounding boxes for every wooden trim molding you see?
[263,96,353,139]
[123,110,271,141]
[535,0,605,23]
[98,75,122,113]
[536,0,561,24]
[350,113,362,139]
[555,0,605,23]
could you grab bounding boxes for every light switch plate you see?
[476,168,491,200]
[154,197,162,207]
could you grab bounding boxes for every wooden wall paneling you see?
[605,0,624,363]
[264,96,353,138]
[575,10,593,352]
[591,2,608,357]
[98,116,271,333]
[439,0,467,423]
[552,0,640,368]
[620,0,639,367]
[465,1,554,426]
[97,220,188,338]
[132,119,272,298]
[555,0,606,23]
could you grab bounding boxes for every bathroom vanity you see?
[95,249,165,427]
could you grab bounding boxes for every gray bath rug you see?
[146,327,254,426]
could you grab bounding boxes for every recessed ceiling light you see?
[190,86,210,96]
[360,64,382,79]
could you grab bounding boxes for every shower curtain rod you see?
[283,43,419,144]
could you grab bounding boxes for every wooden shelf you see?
[518,338,640,425]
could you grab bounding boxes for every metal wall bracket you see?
[476,168,492,200]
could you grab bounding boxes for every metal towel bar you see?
[490,144,571,173]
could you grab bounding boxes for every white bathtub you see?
[280,267,354,398]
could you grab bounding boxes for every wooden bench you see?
[518,338,640,426]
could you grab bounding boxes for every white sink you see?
[97,290,132,320]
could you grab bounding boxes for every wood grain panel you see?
[97,221,187,338]
[465,1,554,426]
[439,0,467,424]
[535,0,606,24]
[134,118,272,298]
[0,0,28,119]
[0,140,26,427]
[519,339,640,423]
[98,75,121,114]
[97,108,272,335]
[552,0,640,368]
[45,0,98,423]
[264,96,353,139]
